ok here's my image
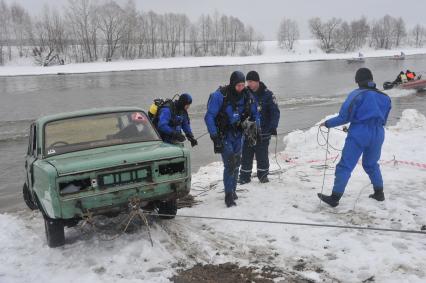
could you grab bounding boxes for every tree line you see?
[2,0,426,66]
[0,0,263,66]
[278,15,426,52]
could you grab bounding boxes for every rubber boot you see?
[369,188,385,201]
[259,176,269,183]
[225,192,236,207]
[317,192,342,207]
[232,190,238,200]
[238,178,251,185]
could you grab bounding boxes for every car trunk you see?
[46,141,185,176]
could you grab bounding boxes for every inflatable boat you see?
[383,76,426,90]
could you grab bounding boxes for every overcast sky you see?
[6,0,426,39]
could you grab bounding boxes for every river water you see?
[1,55,425,212]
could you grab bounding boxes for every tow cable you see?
[79,197,154,246]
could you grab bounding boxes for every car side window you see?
[32,125,37,156]
[28,124,37,157]
[27,124,34,156]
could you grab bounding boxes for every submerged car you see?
[23,107,191,247]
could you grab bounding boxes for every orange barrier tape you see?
[277,153,426,170]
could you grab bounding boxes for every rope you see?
[273,134,283,181]
[198,123,314,143]
[79,198,154,244]
[195,131,210,141]
[317,126,343,152]
[261,125,314,137]
[352,182,374,213]
[142,211,426,235]
[318,128,330,208]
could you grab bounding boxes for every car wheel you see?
[44,217,65,248]
[22,183,37,210]
[157,199,177,219]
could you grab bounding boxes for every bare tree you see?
[1,2,264,63]
[277,18,299,50]
[199,14,213,55]
[120,0,138,59]
[146,11,158,57]
[334,17,370,52]
[309,17,342,53]
[411,24,426,47]
[254,33,264,55]
[166,13,182,57]
[351,17,370,49]
[180,14,190,56]
[157,13,181,57]
[229,16,244,55]
[66,0,99,62]
[10,3,32,57]
[0,0,12,64]
[97,1,126,61]
[393,17,406,47]
[242,25,254,55]
[334,21,354,52]
[371,15,395,49]
[189,23,200,56]
[219,14,229,55]
[30,5,68,66]
[47,8,68,55]
[135,13,148,58]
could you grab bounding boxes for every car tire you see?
[157,199,177,219]
[44,217,65,248]
[22,183,37,210]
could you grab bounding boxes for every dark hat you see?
[230,71,245,87]
[355,68,373,84]
[246,71,260,82]
[177,93,192,109]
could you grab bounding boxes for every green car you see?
[23,107,191,247]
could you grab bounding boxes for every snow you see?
[1,40,426,77]
[1,109,426,282]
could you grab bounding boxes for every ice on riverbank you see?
[1,40,426,77]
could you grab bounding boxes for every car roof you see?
[36,107,146,125]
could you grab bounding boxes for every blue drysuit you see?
[205,87,260,193]
[240,82,280,181]
[158,106,192,144]
[325,84,392,194]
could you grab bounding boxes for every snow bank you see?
[0,109,425,282]
[1,40,426,77]
[389,109,426,131]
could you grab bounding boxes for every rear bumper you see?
[57,177,190,219]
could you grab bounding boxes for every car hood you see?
[46,142,185,176]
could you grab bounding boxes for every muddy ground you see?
[171,262,319,283]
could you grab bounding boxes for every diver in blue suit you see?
[205,71,260,207]
[318,68,392,207]
[239,71,280,184]
[157,93,198,147]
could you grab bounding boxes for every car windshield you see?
[44,111,160,156]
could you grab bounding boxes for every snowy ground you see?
[1,40,426,77]
[1,109,425,282]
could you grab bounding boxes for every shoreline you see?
[1,41,426,77]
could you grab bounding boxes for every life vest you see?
[400,74,408,83]
[406,72,415,80]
